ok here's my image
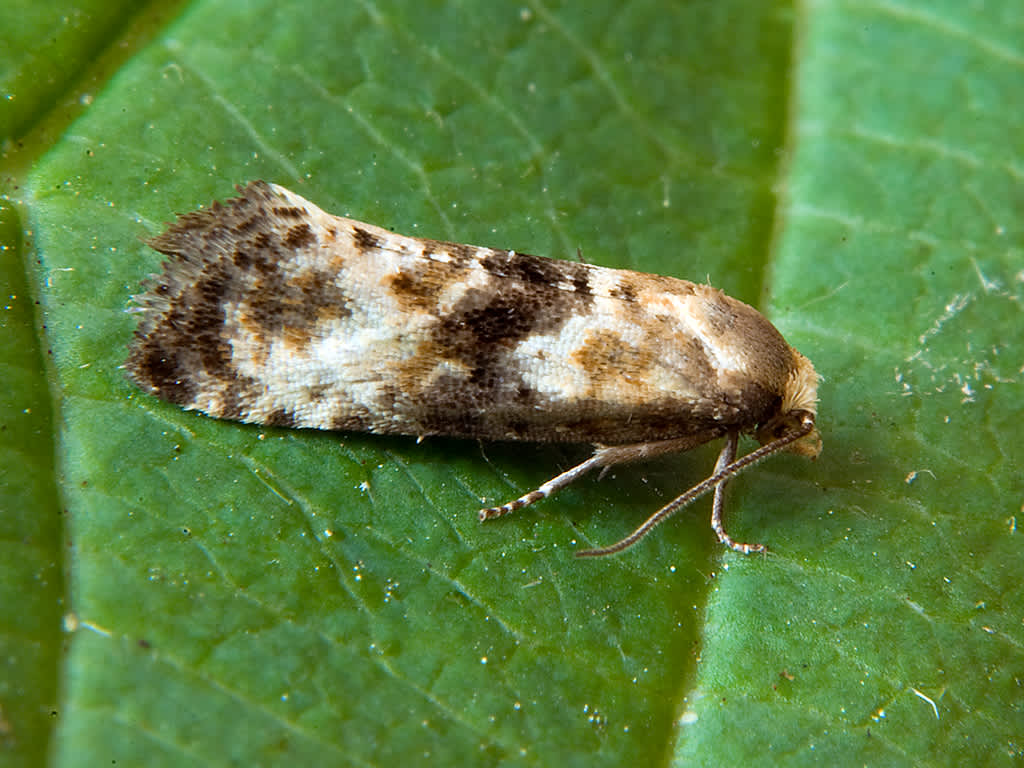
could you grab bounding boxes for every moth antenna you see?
[576,416,815,558]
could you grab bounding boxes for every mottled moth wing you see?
[126,181,802,446]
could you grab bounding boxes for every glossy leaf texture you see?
[2,1,1022,765]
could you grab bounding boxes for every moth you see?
[126,181,821,557]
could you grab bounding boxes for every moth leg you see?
[710,431,766,554]
[577,415,814,557]
[479,436,707,521]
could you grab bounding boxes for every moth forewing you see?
[126,181,821,557]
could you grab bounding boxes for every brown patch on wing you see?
[607,273,693,321]
[419,238,479,268]
[125,181,347,418]
[388,262,453,312]
[609,279,637,302]
[385,249,596,437]
[570,329,658,398]
[242,256,352,350]
[271,205,307,219]
[283,222,317,249]
[126,251,238,407]
[352,225,385,252]
[264,408,298,428]
[479,248,592,296]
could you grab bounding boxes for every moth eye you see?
[764,414,799,441]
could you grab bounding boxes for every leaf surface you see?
[3,1,1022,765]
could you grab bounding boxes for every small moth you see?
[126,182,821,557]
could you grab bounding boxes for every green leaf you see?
[5,0,1023,765]
[0,196,63,768]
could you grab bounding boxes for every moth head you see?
[756,410,821,458]
[756,349,822,458]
